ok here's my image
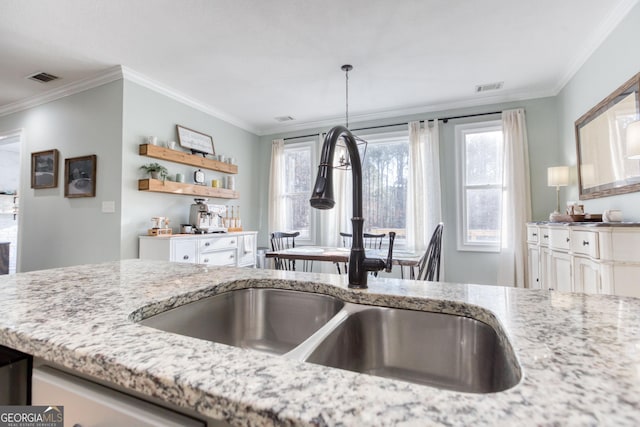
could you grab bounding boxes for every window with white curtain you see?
[455,120,504,252]
[361,131,409,245]
[282,141,315,242]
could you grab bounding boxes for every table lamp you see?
[627,121,640,159]
[548,166,569,221]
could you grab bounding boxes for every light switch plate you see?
[102,201,116,213]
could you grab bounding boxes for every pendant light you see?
[335,64,367,170]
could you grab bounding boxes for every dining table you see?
[265,246,424,279]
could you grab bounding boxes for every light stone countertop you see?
[0,259,639,426]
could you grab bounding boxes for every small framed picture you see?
[64,155,97,198]
[31,149,59,189]
[176,125,215,156]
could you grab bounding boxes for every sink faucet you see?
[310,125,395,288]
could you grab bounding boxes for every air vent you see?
[274,116,295,122]
[26,72,60,83]
[475,82,504,93]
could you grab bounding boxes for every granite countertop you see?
[1,259,639,426]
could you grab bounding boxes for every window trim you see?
[283,140,317,245]
[455,120,503,253]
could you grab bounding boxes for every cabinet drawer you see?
[538,226,550,247]
[199,236,237,252]
[172,240,197,263]
[571,230,599,258]
[198,249,236,266]
[527,226,539,243]
[548,228,570,251]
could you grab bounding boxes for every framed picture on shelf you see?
[64,155,97,198]
[176,125,215,156]
[31,149,59,189]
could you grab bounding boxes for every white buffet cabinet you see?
[139,231,257,267]
[527,222,640,297]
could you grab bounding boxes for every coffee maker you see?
[189,199,227,233]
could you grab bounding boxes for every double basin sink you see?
[139,288,521,394]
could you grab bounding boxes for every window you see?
[455,121,504,251]
[282,141,315,242]
[361,132,409,245]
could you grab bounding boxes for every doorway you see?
[0,130,21,274]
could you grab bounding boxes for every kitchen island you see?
[0,259,639,425]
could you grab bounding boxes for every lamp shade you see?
[548,166,569,187]
[627,121,640,159]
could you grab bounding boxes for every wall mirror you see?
[575,72,640,199]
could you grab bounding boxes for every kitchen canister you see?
[225,176,236,190]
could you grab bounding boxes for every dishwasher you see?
[0,345,30,404]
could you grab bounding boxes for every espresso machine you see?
[189,199,227,233]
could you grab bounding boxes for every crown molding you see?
[0,66,124,117]
[258,88,556,136]
[120,66,258,134]
[553,0,639,94]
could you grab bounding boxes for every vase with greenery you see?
[140,163,168,180]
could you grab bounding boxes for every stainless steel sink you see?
[301,305,520,393]
[139,288,520,393]
[139,288,345,355]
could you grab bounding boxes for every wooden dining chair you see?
[270,231,300,271]
[413,223,444,281]
[336,232,387,274]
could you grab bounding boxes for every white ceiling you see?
[0,0,637,135]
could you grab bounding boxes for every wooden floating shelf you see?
[138,179,239,199]
[139,144,238,174]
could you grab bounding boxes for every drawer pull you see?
[183,255,189,260]
[532,232,538,237]
[583,240,589,246]
[230,254,235,258]
[543,234,549,239]
[204,258,209,263]
[230,240,236,245]
[566,237,570,243]
[205,242,210,246]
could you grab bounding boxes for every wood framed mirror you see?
[575,72,640,200]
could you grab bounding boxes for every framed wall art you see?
[64,155,97,198]
[176,125,215,156]
[575,72,640,199]
[31,149,59,189]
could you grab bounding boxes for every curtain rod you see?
[282,111,502,140]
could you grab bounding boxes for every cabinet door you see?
[540,247,552,290]
[172,240,197,263]
[527,244,541,289]
[549,251,572,292]
[238,234,257,267]
[32,367,204,427]
[573,256,600,294]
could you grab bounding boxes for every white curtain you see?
[497,109,532,287]
[268,139,286,234]
[406,120,442,252]
[321,139,352,247]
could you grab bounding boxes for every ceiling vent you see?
[274,115,295,122]
[26,72,60,83]
[475,82,504,93]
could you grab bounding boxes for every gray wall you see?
[120,81,260,259]
[557,2,640,220]
[0,81,124,272]
[259,96,559,285]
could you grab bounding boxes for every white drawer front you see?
[199,249,236,266]
[571,230,599,258]
[199,236,237,252]
[548,228,570,251]
[539,226,550,247]
[527,226,539,243]
[172,240,197,263]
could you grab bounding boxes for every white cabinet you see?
[139,232,257,268]
[32,366,204,427]
[527,223,640,297]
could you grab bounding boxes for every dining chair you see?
[270,231,313,271]
[336,232,387,274]
[413,223,444,281]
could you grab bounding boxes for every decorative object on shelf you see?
[193,169,205,185]
[548,166,569,221]
[627,120,640,159]
[31,149,59,189]
[148,216,172,236]
[175,173,185,183]
[166,140,176,150]
[64,155,96,198]
[603,209,623,223]
[145,136,158,146]
[575,72,640,200]
[176,125,215,156]
[140,162,168,180]
[333,64,367,171]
